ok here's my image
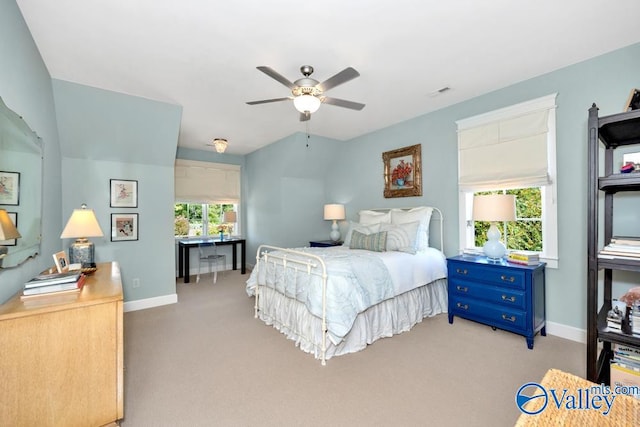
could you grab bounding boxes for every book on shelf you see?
[610,236,640,246]
[21,274,86,297]
[610,363,640,399]
[24,270,82,289]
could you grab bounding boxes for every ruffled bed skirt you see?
[254,278,448,361]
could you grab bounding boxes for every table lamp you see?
[223,210,237,236]
[0,209,21,267]
[60,204,104,265]
[324,204,345,242]
[473,194,516,260]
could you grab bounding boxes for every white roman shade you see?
[457,94,557,192]
[174,159,240,204]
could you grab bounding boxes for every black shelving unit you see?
[587,104,640,383]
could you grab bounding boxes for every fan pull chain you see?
[306,120,310,148]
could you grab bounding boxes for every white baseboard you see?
[124,293,178,312]
[545,320,586,344]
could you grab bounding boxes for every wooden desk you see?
[0,262,123,427]
[178,237,246,283]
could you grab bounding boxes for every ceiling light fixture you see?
[213,138,228,153]
[293,94,321,114]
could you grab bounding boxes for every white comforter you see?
[246,246,447,344]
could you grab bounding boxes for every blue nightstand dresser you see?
[447,254,546,349]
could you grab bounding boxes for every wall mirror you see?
[0,97,42,269]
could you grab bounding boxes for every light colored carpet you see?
[121,270,585,427]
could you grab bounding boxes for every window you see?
[174,203,236,237]
[457,94,558,268]
[174,159,241,238]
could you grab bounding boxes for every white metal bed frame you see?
[253,207,444,365]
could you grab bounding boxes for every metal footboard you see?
[254,245,329,365]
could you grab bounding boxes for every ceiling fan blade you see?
[322,96,365,111]
[299,112,311,122]
[246,97,291,105]
[316,67,360,92]
[256,66,297,90]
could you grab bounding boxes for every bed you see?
[246,206,448,365]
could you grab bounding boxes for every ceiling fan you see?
[246,65,365,121]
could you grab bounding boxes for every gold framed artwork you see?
[383,144,422,198]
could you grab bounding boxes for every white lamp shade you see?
[223,211,237,223]
[60,206,104,238]
[293,94,321,114]
[324,204,345,221]
[473,194,516,222]
[0,209,20,240]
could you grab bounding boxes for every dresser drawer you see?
[451,296,526,331]
[449,279,526,310]
[448,260,525,290]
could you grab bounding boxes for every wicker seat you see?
[196,242,226,284]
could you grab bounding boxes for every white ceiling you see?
[16,0,640,155]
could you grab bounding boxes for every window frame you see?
[457,94,558,268]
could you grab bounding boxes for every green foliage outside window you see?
[474,188,542,252]
[174,203,236,237]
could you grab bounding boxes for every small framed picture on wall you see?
[0,171,20,205]
[110,179,138,208]
[111,213,139,242]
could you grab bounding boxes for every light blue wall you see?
[245,132,341,260]
[52,80,182,301]
[247,43,640,330]
[0,0,63,302]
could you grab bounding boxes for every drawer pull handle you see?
[502,314,516,322]
[456,268,468,275]
[456,285,468,292]
[456,302,469,310]
[501,295,516,303]
[500,275,515,283]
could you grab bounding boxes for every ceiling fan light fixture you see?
[293,94,321,114]
[213,138,228,153]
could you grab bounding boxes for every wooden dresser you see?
[0,262,123,426]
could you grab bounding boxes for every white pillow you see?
[380,221,420,254]
[358,210,391,225]
[390,207,433,251]
[343,221,382,246]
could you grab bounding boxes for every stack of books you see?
[611,344,640,398]
[599,236,640,260]
[507,251,540,265]
[22,270,86,299]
